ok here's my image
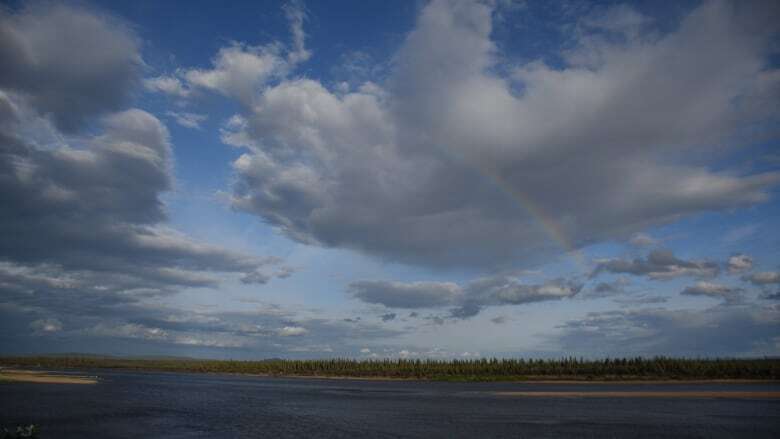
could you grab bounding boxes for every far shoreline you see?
[3,367,778,385]
[4,366,779,404]
[2,356,778,383]
[235,372,780,384]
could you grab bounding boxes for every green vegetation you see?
[2,356,778,381]
[0,424,39,439]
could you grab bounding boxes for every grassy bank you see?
[1,356,778,381]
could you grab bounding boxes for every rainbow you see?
[442,149,588,272]
[483,167,587,271]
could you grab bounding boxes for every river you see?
[1,369,778,438]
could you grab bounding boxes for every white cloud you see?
[4,0,779,360]
[0,4,298,357]
[743,271,780,285]
[350,275,581,318]
[216,0,780,270]
[184,43,286,104]
[0,91,291,291]
[166,111,207,129]
[88,323,169,341]
[277,325,308,337]
[349,281,462,309]
[592,250,719,280]
[629,233,658,247]
[727,254,753,274]
[681,281,742,304]
[145,2,311,106]
[30,318,62,333]
[145,76,191,98]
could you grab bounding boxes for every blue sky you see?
[0,0,778,359]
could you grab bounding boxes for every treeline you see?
[1,356,778,381]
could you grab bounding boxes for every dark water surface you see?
[1,369,778,438]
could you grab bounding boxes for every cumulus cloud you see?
[553,305,780,357]
[349,281,461,308]
[145,76,191,98]
[277,326,308,337]
[470,277,581,305]
[184,43,287,104]
[30,318,62,334]
[452,276,582,318]
[727,254,753,274]
[0,97,288,291]
[146,1,310,106]
[591,250,719,280]
[681,281,743,304]
[628,233,658,247]
[212,0,780,269]
[350,275,581,318]
[743,271,780,285]
[4,0,780,359]
[0,3,297,358]
[0,3,142,131]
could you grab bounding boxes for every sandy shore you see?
[1,366,777,385]
[494,391,780,399]
[482,378,780,384]
[0,369,97,384]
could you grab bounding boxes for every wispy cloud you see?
[350,275,582,319]
[591,250,719,280]
[166,111,207,129]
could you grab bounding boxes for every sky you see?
[0,0,778,360]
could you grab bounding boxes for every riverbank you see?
[4,367,778,385]
[0,369,97,385]
[1,356,778,382]
[493,391,780,398]
[247,374,780,383]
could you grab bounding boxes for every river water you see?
[1,369,778,438]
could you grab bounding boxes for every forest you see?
[1,356,777,381]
